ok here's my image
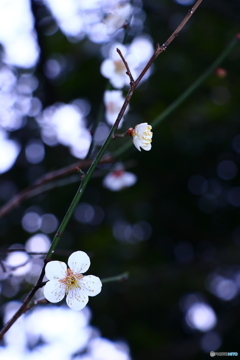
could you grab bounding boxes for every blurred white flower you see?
[37,103,91,158]
[44,251,102,311]
[6,251,31,276]
[130,123,153,151]
[100,43,138,88]
[104,3,133,35]
[104,90,128,127]
[128,36,154,81]
[103,164,137,191]
[0,130,21,174]
[129,36,154,64]
[87,337,132,360]
[0,261,11,281]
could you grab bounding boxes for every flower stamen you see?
[128,123,153,151]
[59,268,83,292]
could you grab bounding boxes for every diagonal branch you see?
[0,0,203,220]
[112,0,203,130]
[0,0,204,340]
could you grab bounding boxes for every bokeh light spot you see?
[25,140,45,164]
[185,303,217,332]
[25,233,51,254]
[21,212,42,233]
[201,332,222,353]
[217,160,237,180]
[40,213,59,234]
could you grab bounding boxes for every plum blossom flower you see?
[44,251,102,311]
[104,3,133,35]
[129,36,154,65]
[100,43,138,89]
[104,90,128,127]
[130,123,153,151]
[103,163,137,191]
[129,36,154,81]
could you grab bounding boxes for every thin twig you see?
[101,272,129,283]
[112,0,203,131]
[24,298,48,312]
[134,0,203,89]
[116,48,135,85]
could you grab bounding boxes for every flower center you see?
[106,101,118,114]
[114,60,125,74]
[138,126,152,143]
[142,132,151,141]
[113,169,124,177]
[59,268,83,293]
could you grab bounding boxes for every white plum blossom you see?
[104,3,133,36]
[129,36,154,65]
[103,164,137,191]
[129,36,154,81]
[104,90,128,127]
[36,103,92,159]
[130,123,153,151]
[100,43,138,89]
[44,251,102,311]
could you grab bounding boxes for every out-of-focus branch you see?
[0,155,112,218]
[0,263,46,340]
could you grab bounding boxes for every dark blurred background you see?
[0,0,240,359]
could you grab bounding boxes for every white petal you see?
[105,111,118,125]
[109,74,126,89]
[68,251,90,274]
[103,171,137,191]
[105,4,132,35]
[66,287,89,311]
[100,60,115,79]
[104,90,122,104]
[110,43,127,60]
[45,261,67,280]
[142,143,152,151]
[133,136,141,151]
[122,172,137,186]
[80,275,102,297]
[103,173,124,191]
[44,280,66,303]
[136,123,149,134]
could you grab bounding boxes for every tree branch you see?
[0,0,204,340]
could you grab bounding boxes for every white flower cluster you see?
[101,37,154,90]
[37,103,91,159]
[101,38,154,129]
[104,3,133,36]
[103,90,129,127]
[101,43,138,89]
[101,31,154,132]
